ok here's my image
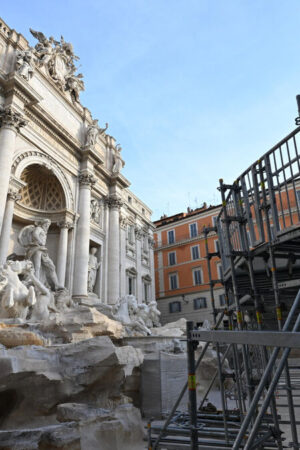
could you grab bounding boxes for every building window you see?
[142,208,145,215]
[191,245,200,260]
[144,283,149,302]
[212,216,218,227]
[193,297,207,309]
[168,230,175,244]
[217,263,223,280]
[127,225,135,245]
[128,276,135,295]
[169,301,181,313]
[214,240,219,252]
[126,267,137,295]
[219,294,226,306]
[168,251,176,266]
[169,273,178,290]
[128,196,132,204]
[190,223,198,238]
[296,190,300,207]
[193,268,202,285]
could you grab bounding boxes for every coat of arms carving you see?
[29,29,84,104]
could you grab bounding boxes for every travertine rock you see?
[150,317,187,336]
[0,403,145,450]
[32,305,125,343]
[0,336,143,429]
[0,325,45,347]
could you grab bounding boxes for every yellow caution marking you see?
[188,374,196,390]
[237,311,243,324]
[256,311,262,324]
[276,307,282,321]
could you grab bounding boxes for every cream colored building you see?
[0,18,155,304]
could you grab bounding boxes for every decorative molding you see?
[57,220,74,229]
[126,267,137,277]
[119,215,128,229]
[148,237,155,249]
[0,107,28,132]
[104,195,123,209]
[7,189,21,202]
[79,173,96,187]
[135,226,143,240]
[142,274,152,283]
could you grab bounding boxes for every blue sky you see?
[3,1,300,219]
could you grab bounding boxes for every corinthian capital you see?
[57,220,74,229]
[7,188,21,202]
[104,195,123,209]
[0,107,28,132]
[78,173,96,188]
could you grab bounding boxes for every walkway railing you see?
[216,126,300,272]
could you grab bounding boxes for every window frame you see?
[168,229,175,244]
[189,222,198,238]
[169,301,181,313]
[168,251,176,266]
[191,245,200,261]
[169,272,178,290]
[193,297,207,310]
[193,267,202,286]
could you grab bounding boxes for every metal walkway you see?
[149,116,300,449]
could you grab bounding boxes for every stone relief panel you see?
[90,198,102,227]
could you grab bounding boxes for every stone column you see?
[102,202,109,303]
[0,189,21,264]
[135,227,143,303]
[56,220,73,287]
[106,195,123,304]
[119,216,127,298]
[149,237,156,302]
[73,174,95,298]
[0,108,27,234]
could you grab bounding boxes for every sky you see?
[3,1,300,220]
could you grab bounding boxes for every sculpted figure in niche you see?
[15,49,35,81]
[18,219,61,291]
[112,145,124,174]
[88,247,100,293]
[90,199,101,224]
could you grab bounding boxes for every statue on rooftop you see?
[29,28,84,102]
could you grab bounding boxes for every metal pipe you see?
[232,289,300,449]
[244,311,300,449]
[187,321,198,450]
[198,344,232,410]
[153,312,223,449]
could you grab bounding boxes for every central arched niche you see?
[19,164,66,211]
[10,164,67,266]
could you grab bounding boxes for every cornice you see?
[2,72,43,106]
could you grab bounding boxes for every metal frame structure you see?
[148,121,300,449]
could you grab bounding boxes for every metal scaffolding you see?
[148,121,300,449]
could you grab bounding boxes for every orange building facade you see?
[153,204,224,325]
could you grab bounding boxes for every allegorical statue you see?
[87,247,100,293]
[18,219,61,291]
[15,48,35,81]
[112,144,125,174]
